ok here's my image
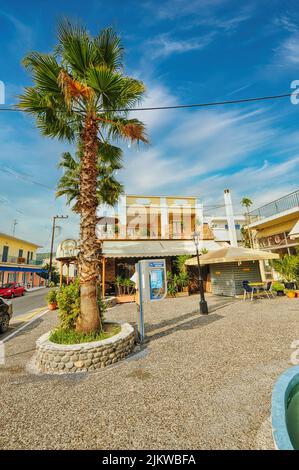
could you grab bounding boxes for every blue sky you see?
[1,0,299,249]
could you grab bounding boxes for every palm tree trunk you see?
[246,207,253,248]
[76,115,101,333]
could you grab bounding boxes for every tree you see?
[19,21,148,332]
[271,251,299,283]
[56,146,124,213]
[241,197,253,248]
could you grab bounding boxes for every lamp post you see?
[192,231,208,315]
[49,215,68,284]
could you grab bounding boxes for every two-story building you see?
[0,232,46,288]
[56,194,223,293]
[248,189,299,278]
[204,215,246,245]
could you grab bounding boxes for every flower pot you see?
[116,295,136,304]
[176,291,189,297]
[276,290,285,296]
[48,302,57,310]
[287,291,296,299]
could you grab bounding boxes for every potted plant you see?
[115,277,136,303]
[47,288,58,310]
[176,271,190,297]
[286,289,296,299]
[272,282,285,296]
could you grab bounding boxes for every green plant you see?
[123,278,135,295]
[167,271,178,297]
[200,248,209,255]
[115,275,124,295]
[174,255,192,273]
[46,289,58,304]
[177,271,190,292]
[271,253,299,283]
[49,281,56,288]
[271,282,285,292]
[56,280,81,330]
[49,323,120,344]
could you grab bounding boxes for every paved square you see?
[1,294,298,449]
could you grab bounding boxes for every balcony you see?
[249,189,299,222]
[0,255,43,266]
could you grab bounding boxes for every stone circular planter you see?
[35,322,135,374]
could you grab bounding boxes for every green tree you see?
[56,147,124,212]
[241,197,253,248]
[271,252,299,283]
[19,21,147,332]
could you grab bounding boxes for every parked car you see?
[0,283,25,299]
[0,297,13,333]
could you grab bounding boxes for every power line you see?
[0,92,292,113]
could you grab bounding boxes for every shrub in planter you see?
[46,289,58,310]
[56,280,106,330]
[272,282,285,296]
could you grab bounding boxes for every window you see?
[18,249,23,258]
[235,224,241,230]
[225,224,228,230]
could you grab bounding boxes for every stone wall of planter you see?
[35,322,135,374]
[103,296,117,308]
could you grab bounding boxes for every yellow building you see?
[248,190,299,278]
[0,232,46,288]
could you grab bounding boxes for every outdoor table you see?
[248,282,265,298]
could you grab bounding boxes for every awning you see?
[185,246,279,266]
[0,266,48,273]
[289,219,299,240]
[102,239,222,258]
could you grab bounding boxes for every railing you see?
[0,255,43,265]
[249,189,299,221]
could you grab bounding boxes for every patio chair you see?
[242,280,257,301]
[264,281,275,299]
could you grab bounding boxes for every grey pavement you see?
[12,288,49,317]
[0,294,298,449]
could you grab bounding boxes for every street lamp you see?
[49,215,68,284]
[192,231,209,315]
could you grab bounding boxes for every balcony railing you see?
[0,255,43,265]
[249,189,299,221]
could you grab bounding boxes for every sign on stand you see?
[132,259,167,342]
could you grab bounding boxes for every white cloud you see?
[119,94,297,213]
[147,32,215,58]
[275,34,299,66]
[148,0,228,21]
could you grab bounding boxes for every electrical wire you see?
[0,92,292,113]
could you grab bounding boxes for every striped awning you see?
[102,239,222,258]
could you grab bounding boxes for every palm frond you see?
[93,28,124,71]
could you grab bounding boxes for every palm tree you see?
[241,197,253,247]
[19,21,148,332]
[56,146,124,212]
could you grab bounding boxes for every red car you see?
[0,283,25,299]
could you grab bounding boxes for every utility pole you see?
[12,219,18,237]
[49,215,68,284]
